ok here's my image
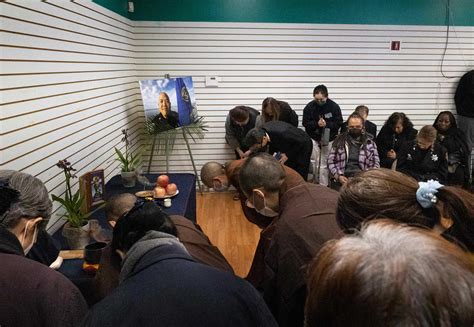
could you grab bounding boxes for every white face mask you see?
[245,191,279,218]
[212,178,229,192]
[20,220,39,255]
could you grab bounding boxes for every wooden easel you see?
[146,129,202,193]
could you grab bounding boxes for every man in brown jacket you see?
[201,159,304,229]
[239,153,342,327]
[95,193,234,300]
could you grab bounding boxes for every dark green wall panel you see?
[93,0,131,19]
[93,0,474,26]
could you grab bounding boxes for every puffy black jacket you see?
[455,70,474,118]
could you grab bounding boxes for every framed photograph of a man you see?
[139,77,197,132]
[79,169,105,213]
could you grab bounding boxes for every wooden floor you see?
[196,192,261,277]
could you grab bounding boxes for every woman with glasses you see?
[433,111,470,188]
[85,200,277,327]
[397,125,448,183]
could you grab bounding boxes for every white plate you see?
[154,189,179,199]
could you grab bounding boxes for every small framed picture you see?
[80,169,105,212]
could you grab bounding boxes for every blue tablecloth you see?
[54,173,196,249]
[56,173,196,305]
[105,173,196,221]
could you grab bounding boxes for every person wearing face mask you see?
[239,153,342,327]
[339,105,377,138]
[433,111,470,188]
[302,84,343,186]
[397,125,448,183]
[200,160,304,229]
[0,170,87,327]
[327,112,380,190]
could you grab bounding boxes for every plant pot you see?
[121,171,136,188]
[62,221,90,250]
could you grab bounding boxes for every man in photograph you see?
[152,92,180,130]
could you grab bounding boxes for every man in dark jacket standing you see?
[302,85,343,185]
[244,121,313,180]
[0,171,88,327]
[455,70,474,184]
[239,153,341,327]
[225,105,260,159]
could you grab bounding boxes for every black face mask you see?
[316,100,326,106]
[348,128,362,138]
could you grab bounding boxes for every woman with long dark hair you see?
[376,112,417,168]
[257,97,298,127]
[336,168,474,252]
[433,111,470,188]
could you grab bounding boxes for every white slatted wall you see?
[0,1,141,233]
[1,3,473,232]
[134,21,473,174]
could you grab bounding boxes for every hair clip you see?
[416,180,443,209]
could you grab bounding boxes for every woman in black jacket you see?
[257,97,298,128]
[433,111,470,188]
[376,112,418,168]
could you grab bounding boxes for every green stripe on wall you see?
[94,0,474,26]
[94,0,131,19]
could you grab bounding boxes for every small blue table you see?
[54,173,196,249]
[56,173,196,305]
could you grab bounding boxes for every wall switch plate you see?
[205,76,220,87]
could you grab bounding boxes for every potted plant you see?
[52,159,90,249]
[115,129,141,187]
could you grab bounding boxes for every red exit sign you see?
[391,41,401,51]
